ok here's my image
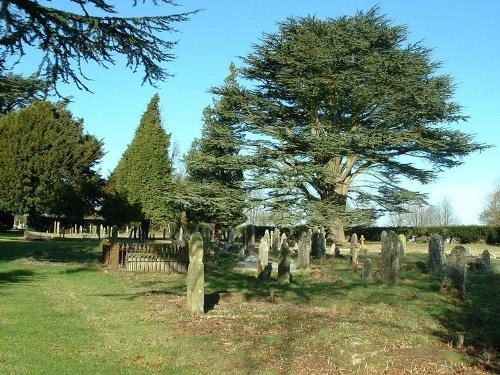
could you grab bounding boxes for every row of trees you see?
[0,6,495,234]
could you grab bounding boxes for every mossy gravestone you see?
[398,234,406,256]
[382,231,400,286]
[479,249,492,273]
[297,230,311,269]
[278,236,291,284]
[187,232,204,314]
[362,258,373,283]
[441,246,467,298]
[428,234,445,277]
[258,230,271,280]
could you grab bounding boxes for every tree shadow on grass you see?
[432,270,500,372]
[0,239,101,264]
[0,269,35,292]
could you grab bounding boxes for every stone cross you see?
[428,234,446,277]
[362,258,373,283]
[257,230,271,279]
[278,235,291,284]
[441,245,467,298]
[382,231,400,286]
[350,233,359,265]
[187,232,204,314]
[398,234,406,256]
[297,231,311,269]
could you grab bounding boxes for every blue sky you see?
[13,0,500,224]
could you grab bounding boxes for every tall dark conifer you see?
[106,94,173,236]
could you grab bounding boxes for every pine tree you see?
[0,100,103,228]
[105,94,173,235]
[184,63,246,227]
[223,8,488,239]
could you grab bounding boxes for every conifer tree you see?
[223,8,487,239]
[0,100,103,228]
[184,63,246,227]
[105,94,173,236]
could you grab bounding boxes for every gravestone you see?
[272,228,280,253]
[246,225,255,252]
[382,231,400,286]
[187,232,204,314]
[278,237,291,284]
[398,234,406,256]
[479,250,492,273]
[297,231,311,269]
[257,230,271,279]
[441,246,467,298]
[380,230,387,253]
[350,233,359,265]
[279,232,287,253]
[362,258,373,283]
[311,227,321,258]
[319,228,327,259]
[360,235,366,254]
[428,234,446,277]
[227,228,235,248]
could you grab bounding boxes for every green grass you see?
[0,231,498,374]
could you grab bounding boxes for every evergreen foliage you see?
[0,1,197,90]
[0,73,48,114]
[105,94,173,227]
[0,100,103,227]
[224,8,488,228]
[184,64,246,227]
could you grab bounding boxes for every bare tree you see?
[436,197,457,226]
[479,184,500,225]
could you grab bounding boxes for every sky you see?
[12,0,500,224]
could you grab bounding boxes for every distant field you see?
[0,231,498,374]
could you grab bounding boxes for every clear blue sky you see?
[15,0,500,224]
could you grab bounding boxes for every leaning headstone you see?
[428,234,446,277]
[398,234,407,256]
[257,230,271,279]
[362,258,373,283]
[382,231,400,286]
[311,227,321,258]
[278,240,291,284]
[350,233,359,265]
[441,246,467,298]
[187,232,204,314]
[297,231,311,269]
[479,250,492,273]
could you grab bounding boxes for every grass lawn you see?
[0,230,498,374]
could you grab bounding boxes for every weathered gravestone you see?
[278,235,291,284]
[360,235,366,255]
[318,228,327,259]
[187,232,204,314]
[271,228,280,253]
[479,250,492,273]
[428,234,446,277]
[350,233,359,265]
[257,230,271,280]
[382,231,400,285]
[362,258,373,283]
[279,232,287,253]
[398,234,406,256]
[311,227,321,258]
[297,230,311,269]
[441,246,467,298]
[380,230,388,253]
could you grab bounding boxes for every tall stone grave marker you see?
[441,245,467,298]
[319,228,327,259]
[362,258,373,283]
[428,234,446,277]
[350,233,359,265]
[382,231,400,285]
[479,250,492,273]
[257,230,271,279]
[187,232,204,314]
[297,231,311,269]
[398,234,406,256]
[278,235,291,284]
